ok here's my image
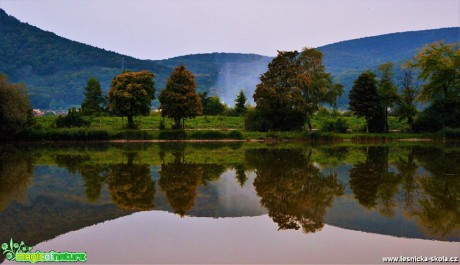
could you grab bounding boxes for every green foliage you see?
[0,74,34,140]
[252,49,342,131]
[297,48,343,129]
[159,65,202,129]
[18,128,110,141]
[413,98,460,132]
[253,51,307,131]
[377,62,398,132]
[201,94,227,116]
[394,69,419,132]
[234,90,247,115]
[108,70,155,129]
[349,71,385,132]
[244,109,271,132]
[158,130,188,140]
[410,41,460,102]
[320,118,349,133]
[81,77,107,116]
[55,108,91,128]
[1,9,458,110]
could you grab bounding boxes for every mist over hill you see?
[0,9,458,109]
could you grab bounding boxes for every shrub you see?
[321,118,349,133]
[244,109,271,132]
[55,108,91,128]
[159,130,187,140]
[228,130,244,139]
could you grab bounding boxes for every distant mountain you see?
[0,9,458,109]
[319,27,460,106]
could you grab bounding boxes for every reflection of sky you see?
[211,170,267,217]
[24,211,460,264]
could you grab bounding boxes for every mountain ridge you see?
[0,8,458,109]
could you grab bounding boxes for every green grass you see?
[24,114,457,142]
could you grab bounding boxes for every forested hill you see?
[0,9,271,109]
[0,8,458,109]
[319,27,460,106]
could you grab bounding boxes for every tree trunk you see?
[308,119,312,131]
[174,117,181,129]
[365,117,369,133]
[127,115,135,129]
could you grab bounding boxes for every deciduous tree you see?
[0,74,34,140]
[108,70,155,128]
[349,71,384,132]
[159,65,202,129]
[377,62,398,132]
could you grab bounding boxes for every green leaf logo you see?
[2,239,32,261]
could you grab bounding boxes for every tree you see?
[108,70,155,128]
[349,71,384,132]
[377,62,398,132]
[394,69,419,132]
[199,92,227,116]
[0,74,34,140]
[297,48,343,130]
[253,51,307,131]
[107,153,155,210]
[247,148,344,233]
[409,41,460,130]
[252,49,342,131]
[81,77,107,116]
[159,65,202,129]
[234,90,247,115]
[410,41,460,102]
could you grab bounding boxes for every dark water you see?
[0,142,459,263]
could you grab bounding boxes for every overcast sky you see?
[1,0,458,60]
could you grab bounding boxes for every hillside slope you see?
[0,9,458,109]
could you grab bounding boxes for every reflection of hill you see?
[0,196,132,263]
[1,142,458,264]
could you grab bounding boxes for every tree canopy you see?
[108,70,155,128]
[159,65,202,129]
[252,49,342,131]
[81,77,107,116]
[0,74,33,140]
[234,90,247,115]
[349,71,384,132]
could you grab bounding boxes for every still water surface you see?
[0,143,458,264]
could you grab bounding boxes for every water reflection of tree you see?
[0,150,35,211]
[107,152,155,211]
[55,154,107,203]
[409,147,460,237]
[247,148,344,234]
[349,147,401,216]
[234,164,247,188]
[159,151,226,216]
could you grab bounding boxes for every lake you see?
[0,142,458,264]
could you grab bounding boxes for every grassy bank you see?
[14,115,459,142]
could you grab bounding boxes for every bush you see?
[190,131,226,140]
[321,118,349,133]
[228,130,244,139]
[55,108,91,128]
[244,109,271,132]
[159,130,187,140]
[113,130,153,140]
[17,128,109,141]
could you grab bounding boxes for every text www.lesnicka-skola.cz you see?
[382,256,459,263]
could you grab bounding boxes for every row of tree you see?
[350,41,459,132]
[79,65,248,129]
